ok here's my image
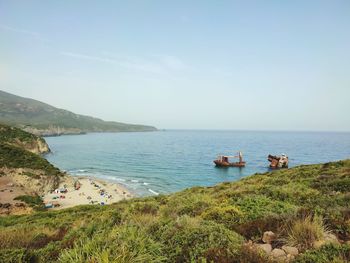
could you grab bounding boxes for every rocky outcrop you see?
[282,245,299,256]
[0,124,50,154]
[12,137,51,154]
[270,248,287,261]
[247,231,300,262]
[313,233,340,249]
[262,231,277,244]
[256,243,272,254]
[29,138,50,154]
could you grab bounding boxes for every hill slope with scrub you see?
[0,160,349,262]
[0,124,64,214]
[0,90,157,136]
[0,123,50,154]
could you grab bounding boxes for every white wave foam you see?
[143,182,149,185]
[148,189,159,195]
[114,178,126,182]
[131,179,139,183]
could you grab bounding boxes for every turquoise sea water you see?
[45,130,350,196]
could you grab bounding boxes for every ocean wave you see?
[143,182,149,185]
[131,179,139,183]
[114,178,126,182]
[148,189,159,195]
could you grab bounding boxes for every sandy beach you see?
[43,176,133,210]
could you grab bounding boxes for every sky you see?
[1,1,349,131]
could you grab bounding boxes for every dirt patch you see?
[0,176,33,216]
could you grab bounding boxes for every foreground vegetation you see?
[0,160,349,262]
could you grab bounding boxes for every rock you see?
[282,245,299,256]
[314,233,340,249]
[256,243,272,255]
[262,231,276,244]
[286,254,295,262]
[270,248,287,260]
[324,233,340,245]
[3,203,11,209]
[247,240,253,246]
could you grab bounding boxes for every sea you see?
[45,130,350,197]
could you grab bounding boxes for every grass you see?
[286,215,328,251]
[0,160,349,262]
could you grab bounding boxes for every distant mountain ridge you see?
[0,90,157,136]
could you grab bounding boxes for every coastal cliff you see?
[0,124,64,215]
[0,124,50,154]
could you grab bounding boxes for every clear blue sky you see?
[1,1,349,131]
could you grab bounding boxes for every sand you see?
[43,177,133,210]
[0,176,33,216]
[0,176,29,204]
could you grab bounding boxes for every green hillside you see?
[0,143,61,177]
[0,123,63,186]
[0,90,157,135]
[1,160,349,262]
[0,123,50,154]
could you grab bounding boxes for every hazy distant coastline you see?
[0,90,157,136]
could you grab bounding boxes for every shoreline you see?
[43,175,135,210]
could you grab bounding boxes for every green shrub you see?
[294,243,350,263]
[131,200,159,215]
[235,195,297,222]
[14,195,45,211]
[157,216,244,262]
[0,143,61,176]
[161,192,214,218]
[59,225,166,263]
[202,205,243,228]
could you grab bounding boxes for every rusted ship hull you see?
[268,154,288,169]
[214,160,246,167]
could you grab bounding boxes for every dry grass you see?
[286,215,328,251]
[0,226,58,249]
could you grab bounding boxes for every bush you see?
[0,143,61,176]
[59,225,165,263]
[157,216,244,262]
[14,195,45,211]
[131,200,159,215]
[235,195,297,222]
[161,193,214,218]
[294,243,350,263]
[202,205,243,228]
